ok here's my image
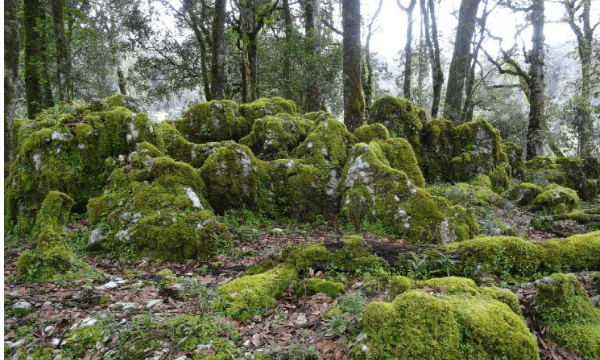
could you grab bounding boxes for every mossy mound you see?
[502,141,525,179]
[199,142,265,214]
[353,123,390,143]
[532,184,579,214]
[536,273,600,358]
[368,95,423,149]
[340,141,477,243]
[217,265,298,320]
[86,157,231,262]
[428,183,500,207]
[355,289,538,359]
[284,235,386,274]
[240,114,313,160]
[240,97,297,125]
[17,191,97,281]
[295,278,345,297]
[419,119,461,182]
[261,159,328,221]
[5,105,164,233]
[506,183,543,206]
[102,93,145,113]
[175,100,247,143]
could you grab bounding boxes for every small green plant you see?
[408,252,430,280]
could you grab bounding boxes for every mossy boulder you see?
[199,142,265,214]
[536,273,600,358]
[261,159,328,221]
[502,141,525,179]
[353,123,390,143]
[368,96,423,149]
[240,114,313,160]
[86,157,231,262]
[175,100,247,143]
[17,191,97,281]
[340,141,477,243]
[506,183,543,206]
[532,184,579,214]
[419,119,461,182]
[355,289,538,359]
[295,278,345,297]
[102,93,146,113]
[428,183,500,207]
[555,157,599,201]
[5,106,164,233]
[217,265,298,320]
[239,97,297,126]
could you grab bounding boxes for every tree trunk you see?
[51,0,71,102]
[427,0,443,118]
[282,0,293,100]
[342,0,364,132]
[5,0,20,174]
[211,0,227,100]
[305,0,321,111]
[363,0,383,113]
[398,0,417,100]
[24,0,46,119]
[443,0,481,122]
[526,0,545,160]
[249,36,259,100]
[117,67,127,95]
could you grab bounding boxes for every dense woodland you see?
[3,0,600,359]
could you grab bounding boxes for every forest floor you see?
[4,204,600,360]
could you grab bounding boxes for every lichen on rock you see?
[353,123,390,144]
[532,184,579,214]
[175,100,245,143]
[368,96,423,149]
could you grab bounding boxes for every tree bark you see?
[117,67,127,95]
[443,0,481,122]
[526,0,546,160]
[5,0,20,174]
[342,0,364,132]
[363,0,383,114]
[397,0,417,100]
[305,0,321,111]
[282,0,293,100]
[51,0,71,102]
[211,0,227,100]
[427,0,443,118]
[24,0,46,119]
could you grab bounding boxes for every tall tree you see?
[51,0,72,101]
[305,0,321,111]
[486,0,546,159]
[443,0,481,122]
[397,0,417,100]
[281,0,294,100]
[363,0,383,113]
[211,0,227,100]
[5,0,20,173]
[342,0,364,132]
[24,0,46,119]
[423,0,443,118]
[561,0,599,158]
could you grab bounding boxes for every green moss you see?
[62,322,104,358]
[419,119,461,182]
[502,142,525,179]
[217,265,298,320]
[368,96,423,150]
[175,100,245,143]
[532,184,579,214]
[388,275,412,299]
[477,287,521,315]
[240,114,312,160]
[199,142,264,214]
[473,175,492,188]
[555,157,599,201]
[506,183,543,206]
[429,183,500,207]
[526,156,554,171]
[424,277,478,295]
[353,123,390,143]
[535,273,600,357]
[295,278,345,297]
[284,242,333,273]
[357,290,538,360]
[378,137,425,188]
[489,164,511,192]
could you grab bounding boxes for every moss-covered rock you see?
[217,265,298,320]
[353,123,390,143]
[175,100,246,143]
[506,183,543,207]
[340,141,477,243]
[102,93,146,113]
[502,141,525,179]
[5,105,163,233]
[199,142,265,214]
[378,137,426,188]
[419,119,461,182]
[555,157,599,201]
[532,184,579,214]
[240,97,297,125]
[473,175,492,188]
[536,273,600,358]
[355,289,538,359]
[86,156,231,262]
[295,278,345,297]
[240,114,312,160]
[368,96,423,149]
[428,183,500,207]
[261,159,328,221]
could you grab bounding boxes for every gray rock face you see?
[12,301,32,310]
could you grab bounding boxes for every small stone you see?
[98,281,118,290]
[12,301,32,310]
[271,228,284,234]
[52,338,61,347]
[243,340,251,347]
[174,356,187,360]
[591,295,600,309]
[5,339,25,348]
[118,319,127,326]
[44,325,55,332]
[146,299,163,309]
